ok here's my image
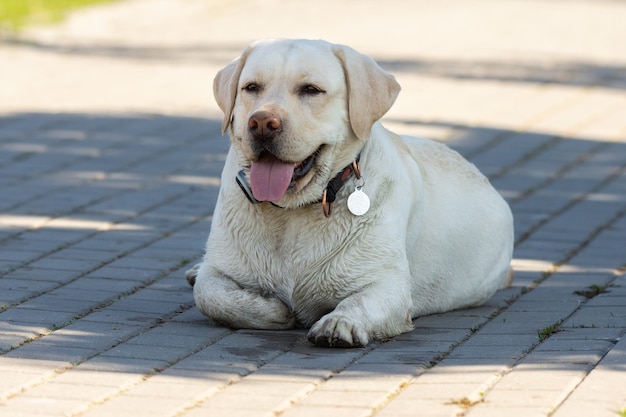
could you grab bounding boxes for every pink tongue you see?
[249,153,296,202]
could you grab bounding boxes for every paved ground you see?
[1,0,625,416]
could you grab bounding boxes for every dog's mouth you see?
[249,148,321,202]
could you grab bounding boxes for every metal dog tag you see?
[347,186,370,216]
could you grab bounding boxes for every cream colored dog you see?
[188,39,514,348]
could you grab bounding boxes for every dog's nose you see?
[248,111,282,140]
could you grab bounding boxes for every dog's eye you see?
[243,83,261,93]
[299,84,325,96]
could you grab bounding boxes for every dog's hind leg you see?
[193,268,296,330]
[185,263,201,286]
[502,267,514,289]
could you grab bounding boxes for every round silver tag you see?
[347,188,370,216]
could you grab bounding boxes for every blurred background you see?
[2,0,625,143]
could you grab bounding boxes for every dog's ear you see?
[332,45,401,140]
[213,46,253,135]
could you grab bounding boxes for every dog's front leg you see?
[307,283,414,348]
[192,267,296,330]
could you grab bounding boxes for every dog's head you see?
[214,39,400,208]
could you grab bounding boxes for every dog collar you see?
[321,155,361,217]
[235,154,361,217]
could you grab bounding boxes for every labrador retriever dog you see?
[188,39,514,348]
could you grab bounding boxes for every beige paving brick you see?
[375,397,460,417]
[396,381,485,402]
[487,387,567,405]
[0,370,49,402]
[50,368,144,388]
[552,400,626,417]
[279,404,373,417]
[296,389,390,408]
[314,373,410,393]
[465,405,552,417]
[528,89,626,137]
[492,367,585,391]
[196,385,314,412]
[18,382,119,402]
[78,396,189,417]
[416,361,508,385]
[2,396,86,415]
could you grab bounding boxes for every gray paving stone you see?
[414,313,490,330]
[37,321,144,352]
[58,276,141,295]
[124,326,226,350]
[516,272,615,303]
[161,363,255,385]
[21,289,107,310]
[50,247,122,262]
[168,307,209,324]
[78,355,171,374]
[104,255,176,272]
[0,275,58,296]
[48,283,119,304]
[563,305,626,329]
[583,293,626,310]
[478,309,570,336]
[0,307,74,329]
[85,265,160,282]
[145,272,197,293]
[356,347,434,366]
[98,342,190,363]
[106,297,187,316]
[512,245,569,262]
[0,334,31,353]
[5,341,98,363]
[0,321,49,339]
[0,289,37,308]
[471,132,558,174]
[267,345,368,371]
[0,250,43,263]
[446,333,539,363]
[507,299,582,313]
[68,236,145,253]
[26,256,103,272]
[81,308,163,326]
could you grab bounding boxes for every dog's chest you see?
[217,203,371,321]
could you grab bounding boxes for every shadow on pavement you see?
[3,36,626,89]
[379,58,626,89]
[3,37,246,65]
[0,111,624,382]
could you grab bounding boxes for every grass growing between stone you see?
[537,322,562,342]
[574,284,610,299]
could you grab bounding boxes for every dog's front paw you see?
[307,314,370,348]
